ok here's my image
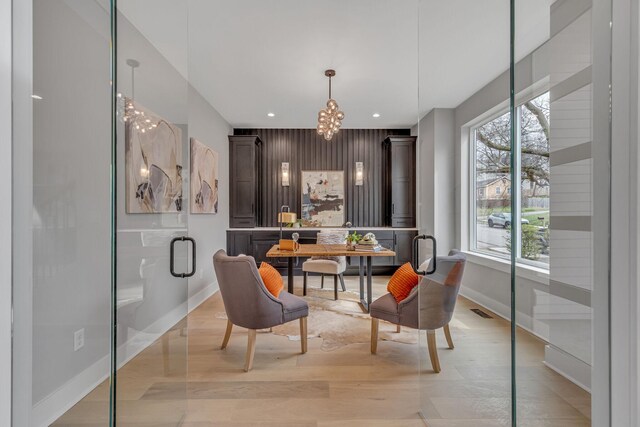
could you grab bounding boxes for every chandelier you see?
[316,69,345,141]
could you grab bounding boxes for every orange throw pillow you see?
[259,262,284,298]
[387,262,420,303]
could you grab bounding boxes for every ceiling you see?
[119,0,551,129]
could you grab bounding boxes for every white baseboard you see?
[31,282,219,427]
[31,352,111,427]
[460,285,592,393]
[459,286,550,340]
[544,344,591,392]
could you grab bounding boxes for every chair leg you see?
[396,325,401,333]
[300,316,308,354]
[321,274,324,288]
[244,329,257,372]
[333,275,338,300]
[443,323,454,349]
[339,274,346,292]
[221,320,233,349]
[427,330,441,373]
[303,272,308,296]
[371,318,379,354]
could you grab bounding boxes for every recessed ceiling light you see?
[267,112,275,117]
[31,94,43,100]
[372,113,381,118]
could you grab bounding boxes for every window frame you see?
[469,91,550,271]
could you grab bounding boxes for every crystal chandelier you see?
[316,69,345,141]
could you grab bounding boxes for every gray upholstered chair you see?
[213,250,309,372]
[302,230,348,300]
[370,250,466,373]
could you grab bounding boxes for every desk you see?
[266,244,396,312]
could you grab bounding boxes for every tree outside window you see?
[473,92,550,265]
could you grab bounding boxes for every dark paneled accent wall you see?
[234,128,410,227]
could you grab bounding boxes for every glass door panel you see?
[12,0,113,425]
[417,1,513,424]
[114,1,191,425]
[513,0,610,425]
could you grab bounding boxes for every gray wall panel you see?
[234,128,410,227]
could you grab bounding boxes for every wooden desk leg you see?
[366,256,373,311]
[287,257,294,294]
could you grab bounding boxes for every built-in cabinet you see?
[227,132,417,275]
[228,135,262,228]
[227,229,418,275]
[385,136,416,228]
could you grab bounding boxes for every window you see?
[472,92,550,267]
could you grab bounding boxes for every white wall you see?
[1,0,12,422]
[415,108,456,257]
[187,86,232,305]
[609,0,640,424]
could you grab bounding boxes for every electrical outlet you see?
[74,328,85,351]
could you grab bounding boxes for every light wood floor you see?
[53,276,591,427]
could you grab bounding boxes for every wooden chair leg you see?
[427,330,441,373]
[303,272,308,296]
[244,329,257,372]
[396,325,401,333]
[333,275,338,300]
[300,316,308,354]
[221,320,233,349]
[443,323,454,349]
[339,274,346,291]
[321,274,324,288]
[371,318,379,354]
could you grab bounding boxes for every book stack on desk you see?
[355,243,383,252]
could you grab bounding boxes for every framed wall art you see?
[301,170,344,227]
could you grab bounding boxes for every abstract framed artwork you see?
[125,98,183,213]
[301,170,345,227]
[190,137,219,214]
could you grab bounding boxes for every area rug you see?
[215,287,418,351]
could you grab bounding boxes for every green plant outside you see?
[505,224,542,260]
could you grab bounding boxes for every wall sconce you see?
[355,162,364,186]
[282,162,290,186]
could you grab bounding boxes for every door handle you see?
[412,234,436,275]
[170,236,197,278]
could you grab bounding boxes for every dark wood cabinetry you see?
[385,136,416,228]
[393,230,416,265]
[227,231,252,256]
[227,229,418,275]
[228,135,262,228]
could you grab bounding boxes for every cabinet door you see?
[229,136,259,228]
[228,232,252,256]
[391,141,415,227]
[387,136,416,227]
[251,240,274,265]
[233,143,255,218]
[394,230,417,265]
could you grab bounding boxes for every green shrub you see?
[505,224,542,260]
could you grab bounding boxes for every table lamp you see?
[278,205,298,251]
